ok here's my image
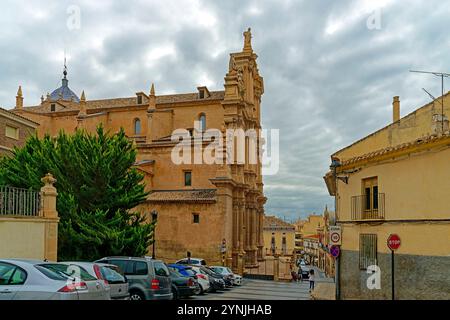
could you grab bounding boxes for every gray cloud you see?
[1,0,449,220]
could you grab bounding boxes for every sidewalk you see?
[311,281,336,300]
[310,266,336,300]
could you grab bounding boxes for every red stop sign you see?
[387,234,401,250]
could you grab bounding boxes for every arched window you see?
[199,113,206,132]
[134,118,141,135]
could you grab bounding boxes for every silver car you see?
[0,259,109,300]
[62,261,129,300]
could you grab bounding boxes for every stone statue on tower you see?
[243,27,252,52]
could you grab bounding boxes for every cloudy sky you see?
[1,0,449,221]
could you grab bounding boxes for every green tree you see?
[0,126,154,261]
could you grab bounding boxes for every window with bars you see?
[359,234,377,270]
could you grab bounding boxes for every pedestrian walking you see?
[297,266,303,282]
[308,269,315,292]
[290,269,298,282]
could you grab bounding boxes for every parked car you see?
[168,264,197,279]
[168,267,199,299]
[175,258,207,266]
[206,267,233,287]
[210,266,242,286]
[0,259,109,300]
[38,262,111,299]
[95,256,172,300]
[62,262,129,300]
[189,266,211,294]
[299,265,310,279]
[195,266,225,292]
[99,263,130,300]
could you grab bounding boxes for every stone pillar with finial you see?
[16,86,23,109]
[40,173,59,261]
[41,173,58,219]
[77,91,87,129]
[146,83,156,143]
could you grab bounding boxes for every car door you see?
[0,262,27,300]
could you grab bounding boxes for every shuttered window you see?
[5,125,19,140]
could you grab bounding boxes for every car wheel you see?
[129,290,145,300]
[199,284,204,295]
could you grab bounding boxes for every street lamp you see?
[151,210,158,259]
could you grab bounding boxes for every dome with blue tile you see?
[49,66,79,102]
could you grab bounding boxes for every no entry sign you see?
[330,245,340,258]
[387,234,401,251]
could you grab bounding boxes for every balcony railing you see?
[0,186,41,217]
[351,193,385,220]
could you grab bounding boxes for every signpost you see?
[221,239,227,266]
[387,234,401,300]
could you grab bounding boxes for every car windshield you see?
[154,262,169,277]
[212,267,224,274]
[204,268,217,276]
[101,266,125,283]
[169,268,183,277]
[184,269,196,276]
[39,264,97,281]
[35,265,69,281]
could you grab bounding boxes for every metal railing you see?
[0,186,41,217]
[351,193,385,220]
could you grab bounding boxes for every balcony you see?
[351,193,385,220]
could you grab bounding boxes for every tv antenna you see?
[410,70,450,132]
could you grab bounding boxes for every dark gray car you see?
[95,256,172,300]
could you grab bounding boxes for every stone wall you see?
[137,201,227,265]
[0,112,36,155]
[340,249,450,300]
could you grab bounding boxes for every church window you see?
[137,95,143,105]
[134,118,141,135]
[51,104,56,112]
[199,113,206,132]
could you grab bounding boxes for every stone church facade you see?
[12,29,266,273]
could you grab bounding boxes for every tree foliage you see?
[0,126,153,261]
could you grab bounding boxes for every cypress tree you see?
[0,126,154,261]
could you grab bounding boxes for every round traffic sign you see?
[387,234,401,250]
[331,232,340,243]
[330,245,340,258]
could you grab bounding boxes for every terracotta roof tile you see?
[0,107,39,126]
[146,189,216,203]
[19,91,225,114]
[341,131,450,166]
[263,215,295,230]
